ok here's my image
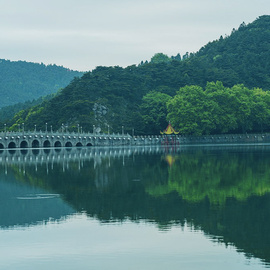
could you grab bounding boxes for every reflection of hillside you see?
[0,172,75,228]
[147,149,270,204]
[2,146,270,266]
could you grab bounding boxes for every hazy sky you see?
[0,0,268,71]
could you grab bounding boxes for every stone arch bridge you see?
[2,130,268,149]
[0,131,163,149]
[0,131,133,149]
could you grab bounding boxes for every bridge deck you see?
[1,130,268,149]
[0,131,163,149]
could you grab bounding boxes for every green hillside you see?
[0,59,83,108]
[5,15,270,135]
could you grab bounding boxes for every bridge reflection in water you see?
[0,146,169,175]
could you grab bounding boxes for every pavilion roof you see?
[160,123,179,135]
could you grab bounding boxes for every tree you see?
[171,53,181,61]
[150,53,172,64]
[140,91,172,134]
[250,88,270,133]
[167,85,216,135]
[228,84,254,133]
[205,81,238,133]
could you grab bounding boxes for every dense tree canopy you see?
[0,59,83,108]
[167,82,270,135]
[140,91,172,134]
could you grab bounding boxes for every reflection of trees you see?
[146,149,270,204]
[195,195,270,267]
[4,148,270,266]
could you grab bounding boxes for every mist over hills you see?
[3,15,270,135]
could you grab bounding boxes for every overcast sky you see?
[0,0,268,71]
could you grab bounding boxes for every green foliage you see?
[140,91,172,134]
[0,59,83,108]
[167,82,270,135]
[197,15,270,89]
[167,85,217,135]
[4,16,270,135]
[150,53,172,63]
[0,94,53,122]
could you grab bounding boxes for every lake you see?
[0,145,270,270]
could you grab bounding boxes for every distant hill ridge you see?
[0,59,83,108]
[5,15,270,135]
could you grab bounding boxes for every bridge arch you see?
[54,141,62,148]
[43,140,51,148]
[8,142,16,148]
[20,141,28,148]
[0,132,133,149]
[76,142,83,147]
[32,139,40,148]
[65,141,72,147]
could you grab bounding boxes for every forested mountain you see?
[0,94,54,122]
[5,15,270,135]
[0,59,83,108]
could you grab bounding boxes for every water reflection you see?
[1,145,270,267]
[0,173,75,228]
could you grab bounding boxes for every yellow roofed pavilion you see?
[160,123,179,135]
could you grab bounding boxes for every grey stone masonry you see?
[0,130,269,149]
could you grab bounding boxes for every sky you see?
[0,0,268,72]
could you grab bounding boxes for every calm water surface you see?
[0,145,270,270]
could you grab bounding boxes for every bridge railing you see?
[0,130,132,138]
